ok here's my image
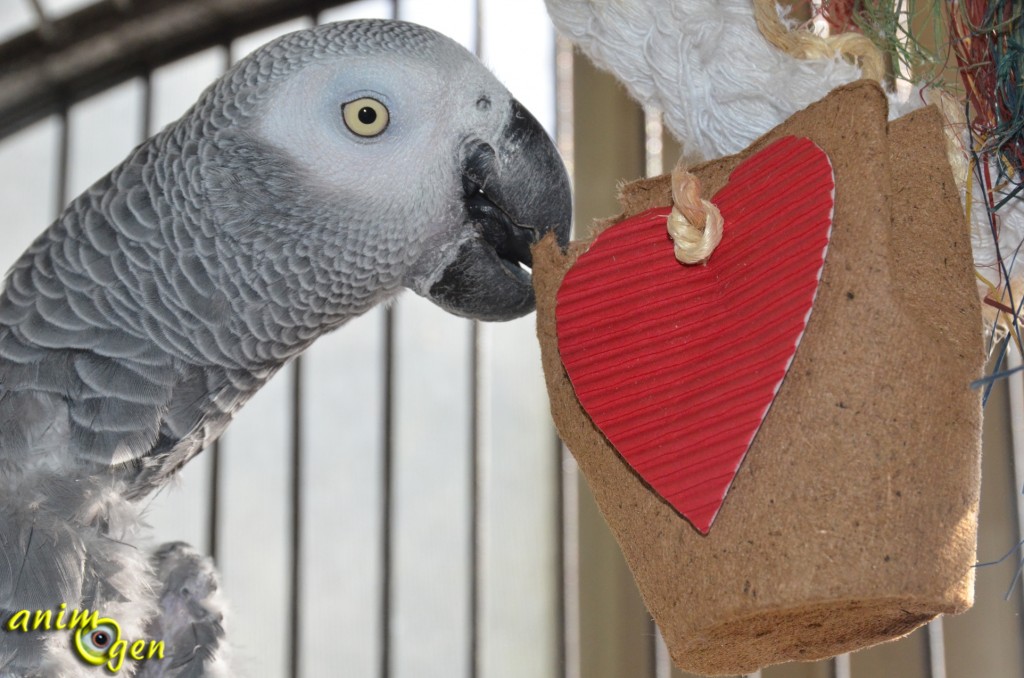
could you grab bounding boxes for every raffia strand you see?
[752,0,886,83]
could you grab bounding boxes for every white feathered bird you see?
[544,0,1022,318]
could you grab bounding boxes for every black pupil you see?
[92,631,109,647]
[358,106,377,125]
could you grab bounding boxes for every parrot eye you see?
[342,97,390,138]
[74,619,121,665]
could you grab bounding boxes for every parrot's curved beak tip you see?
[425,100,571,322]
[460,149,570,273]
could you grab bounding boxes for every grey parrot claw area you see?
[136,543,228,678]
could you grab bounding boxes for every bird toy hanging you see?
[538,0,997,673]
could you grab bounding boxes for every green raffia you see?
[806,1,1024,370]
[817,1,958,91]
[950,0,1023,178]
[813,1,1022,178]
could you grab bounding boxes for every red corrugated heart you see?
[556,136,834,534]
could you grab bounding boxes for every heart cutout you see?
[556,136,834,534]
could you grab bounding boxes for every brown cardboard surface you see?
[533,81,985,675]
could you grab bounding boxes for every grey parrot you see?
[0,19,570,676]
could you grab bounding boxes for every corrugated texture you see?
[556,136,834,534]
[537,83,985,674]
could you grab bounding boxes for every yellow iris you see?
[342,97,390,137]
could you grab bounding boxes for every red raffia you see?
[951,0,1024,174]
[820,0,862,34]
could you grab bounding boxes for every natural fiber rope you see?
[752,0,886,83]
[668,168,724,265]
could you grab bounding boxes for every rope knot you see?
[668,169,724,265]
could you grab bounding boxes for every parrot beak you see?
[424,99,572,321]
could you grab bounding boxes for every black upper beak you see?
[427,99,572,321]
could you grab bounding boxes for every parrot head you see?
[204,19,571,325]
[0,19,573,482]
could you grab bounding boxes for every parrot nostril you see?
[476,95,491,111]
